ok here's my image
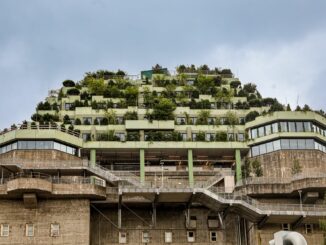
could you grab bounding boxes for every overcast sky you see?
[0,0,325,130]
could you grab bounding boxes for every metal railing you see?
[237,172,326,186]
[0,123,81,138]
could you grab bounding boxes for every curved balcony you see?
[6,173,52,194]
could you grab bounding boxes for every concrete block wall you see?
[250,150,326,178]
[0,199,90,245]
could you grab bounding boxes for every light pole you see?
[298,190,303,211]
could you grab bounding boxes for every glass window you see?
[258,127,265,137]
[27,141,36,149]
[181,133,187,141]
[252,146,260,157]
[208,117,215,125]
[251,129,258,139]
[296,122,304,132]
[280,122,288,132]
[305,139,314,149]
[281,139,290,149]
[50,223,60,237]
[210,231,217,242]
[304,122,312,132]
[228,133,234,141]
[192,133,197,141]
[289,139,298,149]
[66,146,73,155]
[26,224,34,237]
[238,133,244,142]
[288,122,296,132]
[297,139,306,149]
[272,122,279,134]
[165,231,173,243]
[190,117,197,125]
[60,144,67,152]
[12,142,18,150]
[176,117,186,125]
[266,142,274,153]
[0,224,9,237]
[265,125,272,136]
[273,140,281,151]
[54,142,61,151]
[18,141,28,149]
[259,144,267,154]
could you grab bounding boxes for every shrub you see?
[151,98,176,120]
[74,118,81,125]
[67,88,80,96]
[127,131,140,141]
[124,111,138,120]
[62,80,75,87]
[230,80,241,88]
[215,132,227,141]
[252,159,263,177]
[196,131,206,141]
[245,111,260,122]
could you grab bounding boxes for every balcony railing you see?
[0,124,81,138]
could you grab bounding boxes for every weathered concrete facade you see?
[0,199,90,245]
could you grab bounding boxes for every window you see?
[26,224,34,237]
[210,231,217,242]
[304,122,312,132]
[206,133,215,141]
[116,133,126,141]
[164,231,172,243]
[142,231,150,243]
[258,127,265,137]
[83,117,92,125]
[251,128,258,139]
[280,122,288,132]
[208,117,215,125]
[220,117,227,125]
[187,231,195,242]
[181,133,187,141]
[96,117,104,125]
[288,122,296,132]
[252,145,260,157]
[289,139,298,149]
[119,232,127,244]
[192,133,197,141]
[273,140,281,151]
[305,224,313,234]
[189,216,197,228]
[64,103,74,110]
[239,117,245,125]
[190,117,197,125]
[259,144,266,155]
[50,223,60,237]
[176,117,186,125]
[297,139,306,149]
[282,223,290,231]
[228,133,234,141]
[117,117,124,124]
[281,139,290,149]
[272,122,279,134]
[82,133,91,142]
[207,216,219,228]
[0,224,9,237]
[265,125,272,136]
[305,139,314,149]
[296,122,304,132]
[266,142,274,153]
[237,133,244,142]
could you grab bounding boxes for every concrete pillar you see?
[235,149,242,183]
[188,149,194,187]
[186,126,192,140]
[140,149,145,184]
[90,149,96,167]
[140,130,145,141]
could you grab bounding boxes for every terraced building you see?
[0,66,326,244]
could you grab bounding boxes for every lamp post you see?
[298,190,303,211]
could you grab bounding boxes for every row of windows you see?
[0,141,77,156]
[250,121,326,139]
[119,230,218,243]
[0,223,59,237]
[250,138,326,157]
[82,132,245,142]
[175,117,245,125]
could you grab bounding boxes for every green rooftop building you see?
[0,66,325,244]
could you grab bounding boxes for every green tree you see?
[125,86,139,106]
[252,159,263,177]
[151,98,176,120]
[86,77,106,95]
[195,75,215,94]
[105,109,117,124]
[197,110,211,125]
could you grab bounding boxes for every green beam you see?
[188,149,194,188]
[90,149,96,167]
[140,149,145,184]
[235,149,242,182]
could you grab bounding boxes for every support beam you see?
[257,215,269,229]
[235,149,242,183]
[118,194,122,229]
[292,216,304,230]
[90,149,96,167]
[222,206,231,220]
[140,149,145,184]
[187,149,194,188]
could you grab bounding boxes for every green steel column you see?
[235,149,242,182]
[140,149,145,184]
[187,149,194,187]
[90,149,96,167]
